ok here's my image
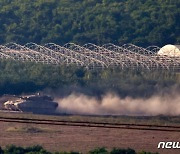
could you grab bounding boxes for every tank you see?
[3,93,58,114]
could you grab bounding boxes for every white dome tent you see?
[158,44,180,57]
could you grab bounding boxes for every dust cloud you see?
[55,92,180,116]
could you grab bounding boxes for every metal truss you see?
[0,43,180,71]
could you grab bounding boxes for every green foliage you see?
[0,60,179,97]
[111,148,136,154]
[0,0,179,46]
[0,147,3,154]
[3,145,51,154]
[4,145,24,154]
[89,147,108,154]
[0,146,160,154]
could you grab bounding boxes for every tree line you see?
[0,145,158,154]
[0,0,179,46]
[0,60,179,98]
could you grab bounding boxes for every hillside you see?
[0,0,179,46]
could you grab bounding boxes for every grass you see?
[6,126,54,133]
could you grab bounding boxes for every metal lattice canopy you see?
[0,43,180,71]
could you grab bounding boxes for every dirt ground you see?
[0,120,180,154]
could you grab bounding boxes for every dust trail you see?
[55,93,180,116]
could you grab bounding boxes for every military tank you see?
[3,93,58,114]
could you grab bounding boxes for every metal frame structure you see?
[0,43,180,71]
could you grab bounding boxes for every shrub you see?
[89,147,109,154]
[0,146,3,154]
[110,148,136,154]
[4,145,24,154]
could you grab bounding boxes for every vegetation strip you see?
[0,60,179,97]
[0,117,180,132]
[0,145,157,154]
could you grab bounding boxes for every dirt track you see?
[1,116,180,132]
[0,119,180,154]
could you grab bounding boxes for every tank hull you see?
[3,94,58,114]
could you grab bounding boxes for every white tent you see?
[158,44,180,57]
